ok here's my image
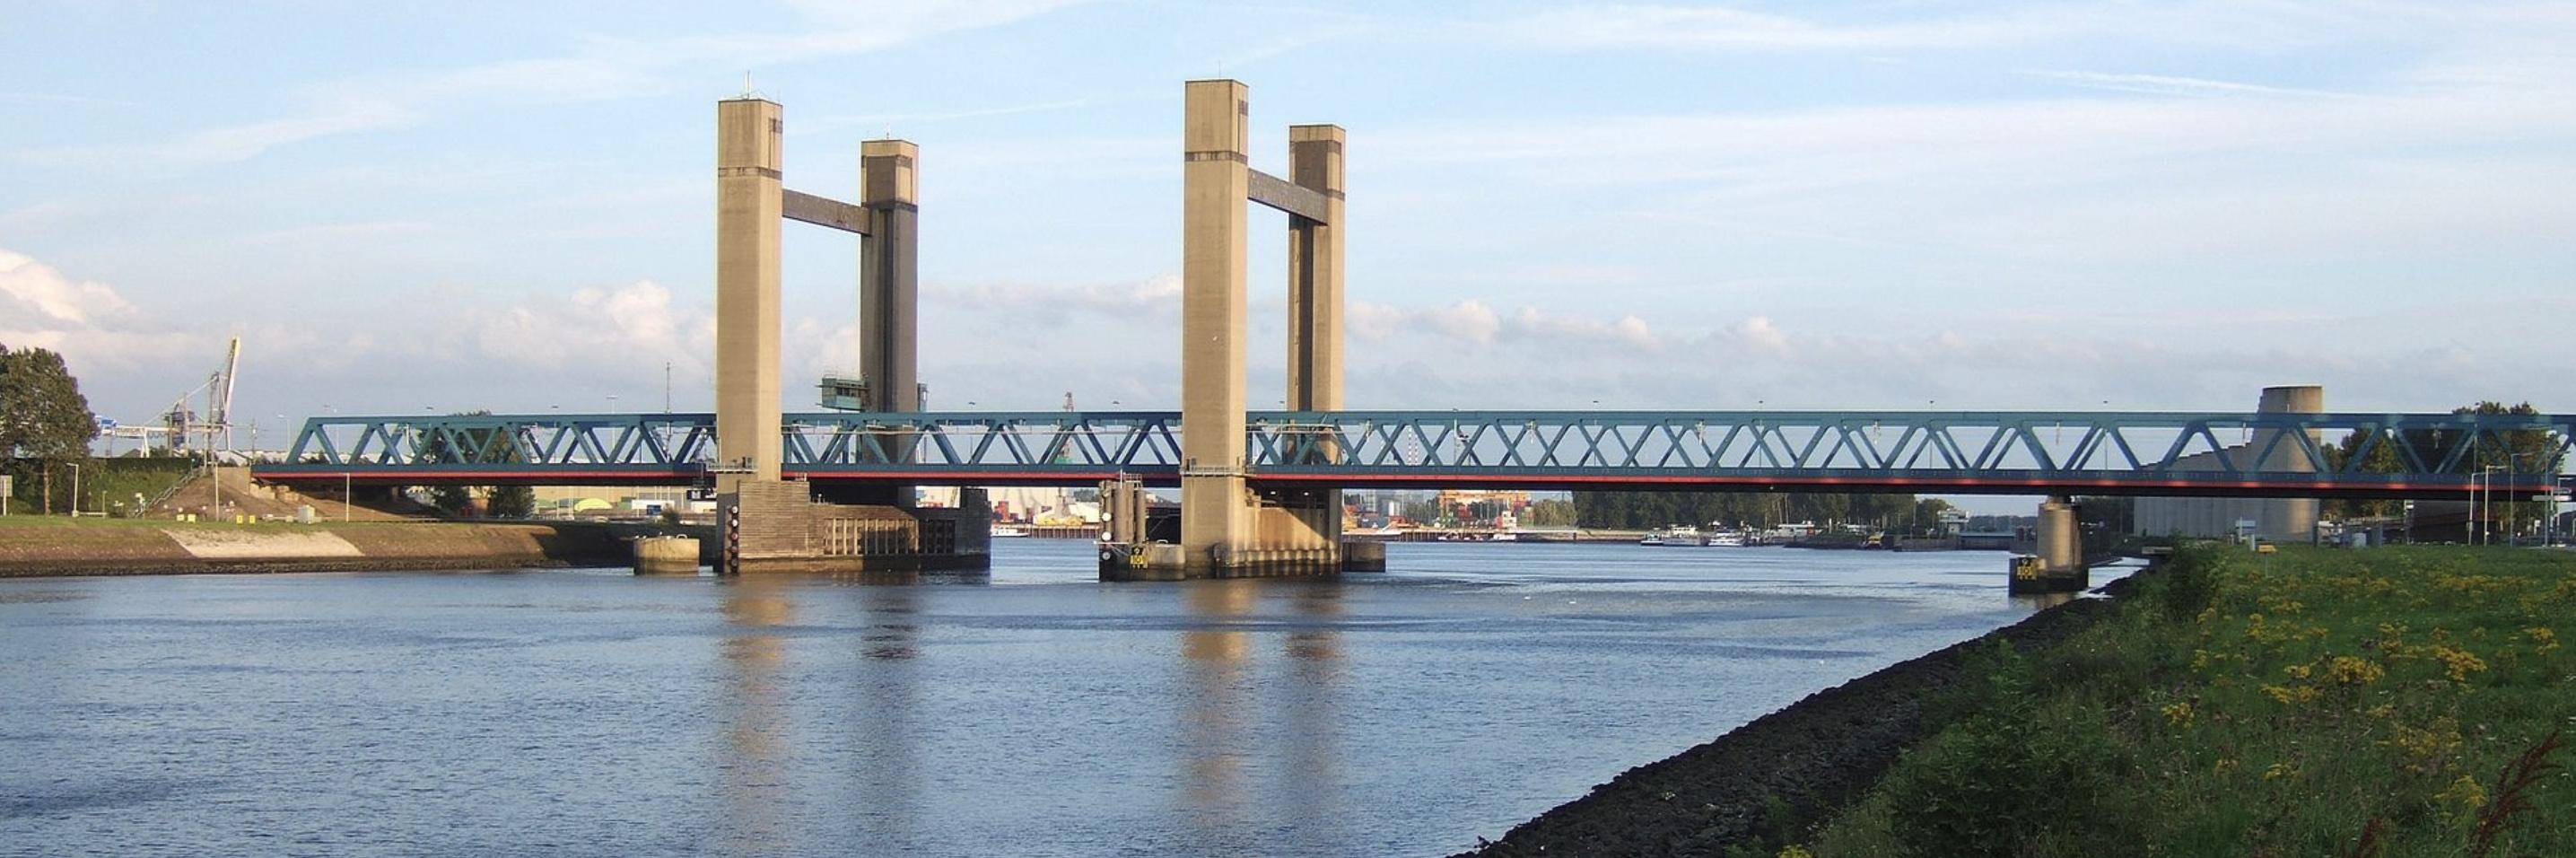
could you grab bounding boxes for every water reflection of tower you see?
[1279,579,1346,848]
[1175,577,1349,852]
[847,581,923,853]
[718,574,793,854]
[1179,578,1255,836]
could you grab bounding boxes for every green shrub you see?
[2149,542,2227,622]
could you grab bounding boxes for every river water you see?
[0,541,2085,857]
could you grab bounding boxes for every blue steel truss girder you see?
[249,409,2575,497]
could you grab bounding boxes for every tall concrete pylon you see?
[715,98,785,489]
[1169,79,1352,576]
[1286,123,1345,412]
[1179,80,1253,571]
[861,139,921,413]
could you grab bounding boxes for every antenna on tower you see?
[741,71,754,99]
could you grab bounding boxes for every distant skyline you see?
[5,1,2572,449]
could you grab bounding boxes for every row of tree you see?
[1571,490,1958,535]
[2324,401,2558,532]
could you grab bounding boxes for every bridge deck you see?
[248,410,2573,499]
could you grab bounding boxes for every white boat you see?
[991,525,1029,538]
[1489,531,1519,542]
[1641,525,1701,547]
[1703,529,1747,547]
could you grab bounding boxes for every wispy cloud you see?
[1469,1,2445,53]
[800,97,1096,136]
[1479,4,2076,51]
[2017,69,2349,99]
[0,91,136,108]
[6,0,1094,168]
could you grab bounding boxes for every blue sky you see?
[4,0,2573,449]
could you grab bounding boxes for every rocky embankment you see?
[0,521,709,576]
[1460,587,2126,857]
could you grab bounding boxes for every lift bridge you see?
[249,408,2574,499]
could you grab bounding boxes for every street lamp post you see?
[344,471,353,523]
[65,463,80,518]
[2476,464,2506,546]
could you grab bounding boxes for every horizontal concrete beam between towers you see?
[782,188,869,234]
[1246,169,1330,222]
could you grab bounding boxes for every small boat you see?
[991,525,1029,538]
[1704,530,1747,547]
[1489,531,1518,542]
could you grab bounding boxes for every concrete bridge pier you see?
[2013,495,2089,593]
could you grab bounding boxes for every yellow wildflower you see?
[2430,644,2488,682]
[2436,774,2488,813]
[2262,684,2321,705]
[2325,656,2385,686]
[2161,701,2196,728]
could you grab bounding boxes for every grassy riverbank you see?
[1803,545,2573,857]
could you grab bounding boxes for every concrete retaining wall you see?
[0,521,712,577]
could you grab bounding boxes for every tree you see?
[413,410,535,519]
[1524,498,1580,527]
[2323,425,2407,521]
[0,346,98,460]
[486,485,536,519]
[0,346,100,513]
[2455,401,2557,538]
[1571,489,1923,530]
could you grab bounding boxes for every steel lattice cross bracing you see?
[250,410,2574,499]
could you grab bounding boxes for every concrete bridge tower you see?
[712,97,986,573]
[714,98,785,489]
[1147,79,1367,578]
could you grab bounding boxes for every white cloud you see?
[1349,299,1659,350]
[0,249,135,327]
[940,274,1183,328]
[1720,316,1787,356]
[445,279,714,381]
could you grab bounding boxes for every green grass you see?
[1803,545,2576,858]
[3,456,196,516]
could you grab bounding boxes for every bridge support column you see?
[1263,122,1349,565]
[2257,385,2325,544]
[822,138,925,509]
[1152,80,1360,579]
[1175,79,1255,575]
[710,99,984,573]
[2013,495,2090,593]
[714,98,784,493]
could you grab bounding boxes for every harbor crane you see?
[160,337,241,457]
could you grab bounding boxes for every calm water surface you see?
[0,541,2103,856]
